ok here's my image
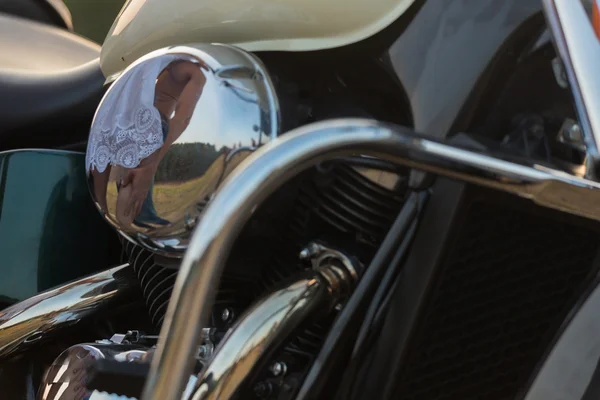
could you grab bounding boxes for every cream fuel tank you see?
[99,0,416,78]
[99,0,544,141]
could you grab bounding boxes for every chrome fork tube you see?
[142,119,600,400]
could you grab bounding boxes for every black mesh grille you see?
[392,199,600,400]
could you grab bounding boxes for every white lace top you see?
[86,54,187,173]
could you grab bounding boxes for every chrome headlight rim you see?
[87,43,280,256]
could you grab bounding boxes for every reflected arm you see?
[158,65,207,159]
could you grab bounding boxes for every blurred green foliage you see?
[64,0,125,43]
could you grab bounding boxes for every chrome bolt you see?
[552,58,569,89]
[566,124,583,142]
[221,308,232,322]
[299,248,311,259]
[270,361,286,377]
[184,214,196,231]
[299,243,321,260]
[198,345,208,358]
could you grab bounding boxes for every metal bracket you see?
[300,242,361,301]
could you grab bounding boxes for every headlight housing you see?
[86,44,280,256]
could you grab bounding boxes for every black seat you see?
[0,13,105,149]
[0,0,73,30]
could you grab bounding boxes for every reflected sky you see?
[176,74,263,149]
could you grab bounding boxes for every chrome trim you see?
[0,264,132,359]
[542,0,600,178]
[142,119,600,400]
[190,271,333,400]
[0,148,83,157]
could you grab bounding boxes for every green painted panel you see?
[0,150,118,306]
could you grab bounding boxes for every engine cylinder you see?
[124,163,405,330]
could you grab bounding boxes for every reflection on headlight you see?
[86,44,280,256]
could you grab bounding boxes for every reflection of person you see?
[87,54,207,229]
[117,60,207,227]
[594,1,600,40]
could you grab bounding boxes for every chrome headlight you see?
[86,44,280,255]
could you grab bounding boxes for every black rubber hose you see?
[296,191,426,399]
[342,220,419,400]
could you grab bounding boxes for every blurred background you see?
[64,0,124,43]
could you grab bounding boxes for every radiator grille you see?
[392,199,600,400]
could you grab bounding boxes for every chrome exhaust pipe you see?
[142,119,600,400]
[190,247,357,400]
[0,264,133,359]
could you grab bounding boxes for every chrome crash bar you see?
[142,119,600,400]
[542,0,600,177]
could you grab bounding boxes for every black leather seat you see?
[0,0,73,30]
[0,13,105,148]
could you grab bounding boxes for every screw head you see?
[221,308,232,322]
[299,249,310,259]
[270,361,286,376]
[299,243,321,260]
[184,214,197,231]
[567,124,583,142]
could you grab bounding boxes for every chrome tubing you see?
[542,0,600,177]
[0,264,132,359]
[190,269,339,400]
[143,119,600,400]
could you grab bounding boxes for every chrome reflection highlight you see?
[86,44,279,255]
[141,119,600,400]
[190,245,358,400]
[542,0,600,178]
[39,342,148,400]
[0,265,132,359]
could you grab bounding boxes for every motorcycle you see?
[1,0,600,399]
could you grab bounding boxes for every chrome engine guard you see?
[144,2,600,395]
[142,118,600,400]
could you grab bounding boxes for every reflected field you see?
[105,149,250,229]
